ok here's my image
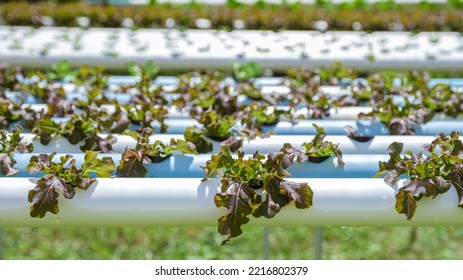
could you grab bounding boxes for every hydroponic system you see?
[1,0,463,247]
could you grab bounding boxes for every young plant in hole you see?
[26,151,116,218]
[279,124,344,165]
[0,97,22,129]
[359,97,434,135]
[116,127,197,177]
[287,82,341,119]
[46,60,75,82]
[185,110,238,153]
[30,102,128,150]
[81,102,130,135]
[124,102,169,133]
[21,75,75,117]
[61,113,118,153]
[31,118,63,146]
[375,132,463,220]
[236,103,301,131]
[420,83,463,118]
[127,60,159,95]
[286,63,355,89]
[304,92,340,119]
[0,126,34,176]
[74,65,108,89]
[173,83,237,116]
[232,61,263,81]
[202,144,313,245]
[0,63,23,91]
[176,70,227,95]
[301,124,344,166]
[235,82,278,105]
[74,85,111,108]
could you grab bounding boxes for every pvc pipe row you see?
[23,103,366,120]
[149,119,463,136]
[89,0,450,5]
[20,133,435,155]
[0,178,460,227]
[8,153,388,178]
[20,102,462,121]
[3,27,463,71]
[9,116,460,136]
[7,80,463,107]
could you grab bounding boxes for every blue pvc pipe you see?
[8,117,463,137]
[428,78,463,88]
[8,153,388,179]
[108,76,141,86]
[154,76,179,86]
[253,77,284,86]
[152,119,463,136]
[103,75,463,89]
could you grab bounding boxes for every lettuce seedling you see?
[116,128,197,177]
[203,144,313,245]
[185,110,238,153]
[26,151,115,218]
[359,97,434,135]
[375,132,463,219]
[301,124,344,166]
[0,126,34,176]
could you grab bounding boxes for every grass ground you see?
[2,226,463,259]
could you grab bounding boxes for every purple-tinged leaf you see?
[28,175,76,218]
[116,148,147,178]
[451,179,463,207]
[110,109,130,134]
[257,175,313,218]
[221,137,243,152]
[280,180,313,209]
[395,189,417,220]
[256,175,285,218]
[81,134,116,153]
[0,153,18,176]
[214,179,261,245]
[280,143,308,164]
[26,153,56,174]
[75,177,96,191]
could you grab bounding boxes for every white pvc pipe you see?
[20,117,446,136]
[9,153,389,178]
[31,118,444,136]
[20,134,435,154]
[20,103,463,122]
[0,178,461,227]
[2,27,463,71]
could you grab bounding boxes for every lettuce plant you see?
[203,144,313,245]
[232,61,263,81]
[421,83,463,118]
[236,103,299,132]
[359,97,434,135]
[127,60,159,94]
[0,126,34,176]
[300,124,344,166]
[26,151,116,218]
[0,98,22,129]
[116,128,197,177]
[375,132,463,219]
[185,110,238,153]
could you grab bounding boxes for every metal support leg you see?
[314,227,324,260]
[0,228,4,260]
[263,227,271,260]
